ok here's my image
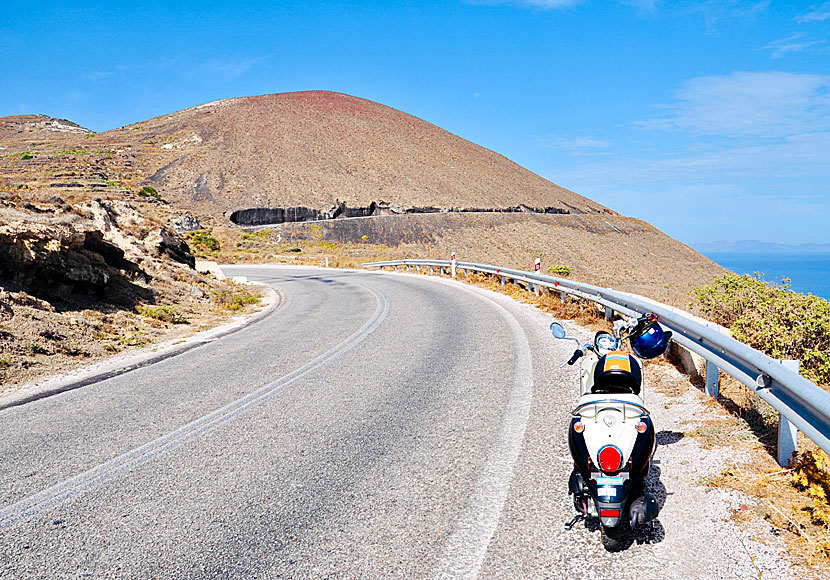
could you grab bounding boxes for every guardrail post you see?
[501,276,505,285]
[705,361,720,398]
[561,291,566,303]
[604,306,613,320]
[777,360,800,467]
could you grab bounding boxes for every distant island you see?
[695,240,830,254]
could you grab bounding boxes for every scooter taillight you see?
[598,445,623,474]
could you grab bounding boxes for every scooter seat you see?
[591,384,636,395]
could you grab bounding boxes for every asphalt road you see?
[0,266,787,579]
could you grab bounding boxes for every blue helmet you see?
[629,320,672,359]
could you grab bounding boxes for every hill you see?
[0,91,726,313]
[102,91,613,223]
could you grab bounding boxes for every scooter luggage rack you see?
[571,398,650,418]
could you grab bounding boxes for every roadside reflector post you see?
[451,259,457,278]
[325,257,329,268]
[705,361,719,398]
[777,360,800,467]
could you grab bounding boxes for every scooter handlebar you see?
[566,349,584,365]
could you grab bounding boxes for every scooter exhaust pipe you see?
[629,493,659,526]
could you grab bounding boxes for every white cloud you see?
[543,71,830,243]
[796,2,830,23]
[547,136,612,151]
[641,71,830,138]
[761,33,828,59]
[618,0,661,10]
[688,0,771,35]
[468,0,583,9]
[204,56,260,81]
[468,0,660,10]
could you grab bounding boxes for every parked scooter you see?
[550,313,671,551]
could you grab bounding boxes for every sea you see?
[703,251,830,301]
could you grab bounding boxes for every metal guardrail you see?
[364,258,830,466]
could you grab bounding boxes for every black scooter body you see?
[568,415,656,528]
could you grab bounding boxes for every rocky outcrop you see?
[173,213,202,233]
[79,199,195,269]
[228,200,571,226]
[0,200,197,306]
[0,220,148,305]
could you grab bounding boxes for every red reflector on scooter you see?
[636,421,648,433]
[573,421,584,433]
[600,509,620,517]
[598,445,623,474]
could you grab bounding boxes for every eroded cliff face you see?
[0,221,146,305]
[0,198,196,307]
[0,189,253,391]
[228,200,571,226]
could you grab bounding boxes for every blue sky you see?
[2,1,828,247]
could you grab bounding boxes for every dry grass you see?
[666,359,830,569]
[381,265,830,572]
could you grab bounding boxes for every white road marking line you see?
[431,286,534,580]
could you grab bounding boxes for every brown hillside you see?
[0,91,726,312]
[105,91,613,220]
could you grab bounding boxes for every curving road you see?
[0,266,796,579]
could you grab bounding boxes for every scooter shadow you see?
[578,461,670,551]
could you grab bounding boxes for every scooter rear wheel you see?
[601,523,625,552]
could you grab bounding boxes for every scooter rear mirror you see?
[550,322,566,339]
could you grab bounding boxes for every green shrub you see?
[693,273,830,385]
[137,185,161,199]
[188,229,220,252]
[213,284,260,311]
[136,304,189,324]
[240,230,272,241]
[548,265,571,277]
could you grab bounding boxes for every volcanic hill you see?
[108,91,612,223]
[1,90,725,309]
